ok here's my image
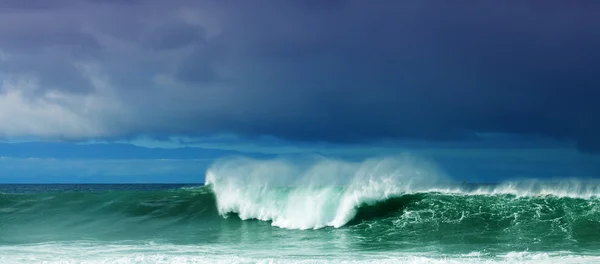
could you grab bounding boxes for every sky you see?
[0,1,599,183]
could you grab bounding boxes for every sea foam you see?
[206,155,448,229]
[1,243,597,264]
[206,155,600,230]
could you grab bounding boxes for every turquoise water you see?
[1,157,600,263]
[1,184,600,263]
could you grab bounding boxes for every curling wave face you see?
[205,156,449,229]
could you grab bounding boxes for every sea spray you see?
[205,155,449,229]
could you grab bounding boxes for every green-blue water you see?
[1,183,600,263]
[1,156,600,263]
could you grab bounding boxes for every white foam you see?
[468,180,600,199]
[205,156,600,230]
[414,179,600,199]
[205,155,447,229]
[1,243,597,264]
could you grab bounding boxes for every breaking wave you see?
[205,156,600,230]
[1,155,599,247]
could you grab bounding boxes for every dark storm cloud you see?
[0,1,599,150]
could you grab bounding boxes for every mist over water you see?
[2,155,600,263]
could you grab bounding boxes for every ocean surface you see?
[1,157,600,263]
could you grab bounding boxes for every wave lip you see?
[205,155,448,229]
[467,180,600,199]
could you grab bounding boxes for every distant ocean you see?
[1,157,600,263]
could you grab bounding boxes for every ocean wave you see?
[0,188,219,229]
[205,156,600,230]
[205,155,449,229]
[3,156,600,260]
[2,156,600,237]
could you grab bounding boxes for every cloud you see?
[0,63,124,139]
[0,1,599,150]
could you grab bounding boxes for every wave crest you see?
[205,155,448,229]
[206,155,600,230]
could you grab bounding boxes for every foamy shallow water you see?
[2,243,599,264]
